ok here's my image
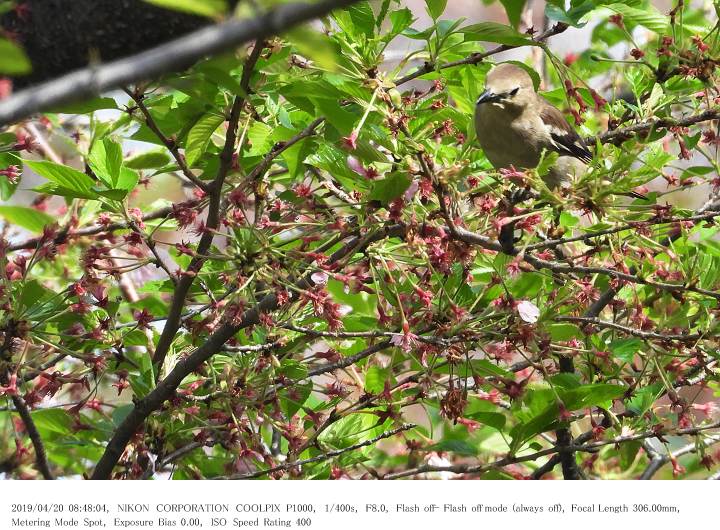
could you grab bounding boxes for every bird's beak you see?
[476,89,502,105]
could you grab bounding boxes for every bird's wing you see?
[539,103,593,163]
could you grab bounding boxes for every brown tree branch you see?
[7,204,180,252]
[151,41,264,370]
[393,22,569,86]
[451,225,720,301]
[556,316,706,342]
[10,394,54,480]
[524,211,720,252]
[382,421,720,480]
[0,323,53,480]
[598,108,720,145]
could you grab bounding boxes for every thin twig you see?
[393,22,569,86]
[556,316,706,342]
[598,108,720,144]
[124,88,208,191]
[151,41,264,370]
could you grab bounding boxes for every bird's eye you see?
[509,87,520,96]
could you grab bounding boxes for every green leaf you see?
[125,150,172,170]
[431,439,478,456]
[115,166,140,192]
[609,338,644,363]
[32,183,98,201]
[537,150,559,177]
[0,38,31,75]
[606,4,668,33]
[185,113,224,167]
[88,138,123,188]
[142,0,227,17]
[560,383,625,411]
[0,206,54,233]
[462,22,536,46]
[466,411,506,431]
[471,359,513,378]
[285,27,344,72]
[305,144,369,192]
[368,172,411,204]
[548,323,581,341]
[277,361,312,417]
[318,413,388,449]
[545,0,596,27]
[559,211,579,228]
[247,122,274,156]
[384,8,414,42]
[365,366,390,394]
[17,280,55,314]
[500,0,527,29]
[50,97,118,114]
[272,127,312,178]
[510,271,544,298]
[25,160,97,199]
[129,349,155,399]
[348,2,376,38]
[403,26,436,41]
[626,384,662,416]
[425,0,447,20]
[0,132,17,149]
[31,409,73,436]
[551,373,581,389]
[619,440,642,469]
[510,403,559,453]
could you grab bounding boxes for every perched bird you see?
[474,63,592,190]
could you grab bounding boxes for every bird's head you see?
[476,63,535,112]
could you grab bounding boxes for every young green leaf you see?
[462,22,537,46]
[368,172,412,204]
[25,160,98,199]
[185,113,224,167]
[125,150,172,170]
[500,0,527,29]
[0,205,54,233]
[425,0,447,21]
[0,38,31,75]
[88,138,124,188]
[142,0,227,18]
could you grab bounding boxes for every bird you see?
[474,63,592,191]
